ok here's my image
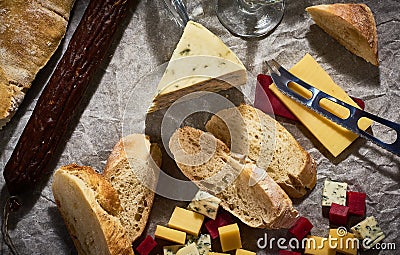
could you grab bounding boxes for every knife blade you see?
[266,59,400,157]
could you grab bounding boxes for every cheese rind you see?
[351,216,385,250]
[270,54,372,157]
[168,207,205,236]
[322,180,347,206]
[155,225,186,244]
[149,21,247,112]
[187,190,221,220]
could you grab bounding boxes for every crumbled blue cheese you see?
[322,179,347,206]
[187,190,221,220]
[163,245,184,255]
[351,216,385,250]
[196,234,211,255]
[176,243,200,255]
[186,234,198,245]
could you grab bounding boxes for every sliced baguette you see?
[306,3,378,66]
[205,104,316,198]
[103,134,162,242]
[169,126,298,229]
[52,164,134,255]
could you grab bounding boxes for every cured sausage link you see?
[4,0,130,195]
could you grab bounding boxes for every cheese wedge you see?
[149,21,247,112]
[270,54,372,157]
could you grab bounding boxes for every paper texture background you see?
[0,0,399,254]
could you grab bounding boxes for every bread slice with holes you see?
[306,3,378,66]
[169,126,298,229]
[52,164,134,255]
[205,104,316,198]
[103,134,162,242]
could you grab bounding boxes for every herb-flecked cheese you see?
[196,234,212,255]
[187,190,221,220]
[351,216,385,250]
[322,179,347,206]
[149,21,247,112]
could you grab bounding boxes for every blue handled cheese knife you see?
[266,59,400,157]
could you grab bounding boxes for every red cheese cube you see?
[288,216,313,240]
[329,203,349,226]
[216,211,234,226]
[347,191,366,216]
[278,250,301,255]
[205,220,219,239]
[136,235,157,255]
[205,211,234,239]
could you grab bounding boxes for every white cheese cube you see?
[196,234,211,255]
[351,216,385,250]
[176,243,200,255]
[322,179,347,206]
[187,190,221,220]
[164,245,184,255]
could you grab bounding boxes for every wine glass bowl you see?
[217,0,285,38]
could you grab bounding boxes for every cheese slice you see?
[270,54,372,157]
[149,21,247,112]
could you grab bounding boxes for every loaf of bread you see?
[103,134,162,242]
[205,104,316,198]
[0,0,75,128]
[169,126,298,229]
[306,3,378,66]
[53,134,162,254]
[52,164,134,255]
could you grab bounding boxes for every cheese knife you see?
[266,59,400,157]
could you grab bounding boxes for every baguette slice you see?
[306,3,378,66]
[0,0,75,128]
[205,105,316,198]
[169,126,298,229]
[103,134,162,242]
[52,164,134,255]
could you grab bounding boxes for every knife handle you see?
[272,67,400,157]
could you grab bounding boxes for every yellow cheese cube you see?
[168,207,205,236]
[329,229,358,255]
[270,54,372,157]
[304,235,336,255]
[155,225,186,244]
[235,249,256,255]
[218,223,242,252]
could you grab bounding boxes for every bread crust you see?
[52,164,134,255]
[169,126,298,229]
[206,104,317,198]
[306,3,378,66]
[0,0,74,128]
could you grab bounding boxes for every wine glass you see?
[217,0,285,38]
